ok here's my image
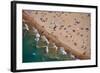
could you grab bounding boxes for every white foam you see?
[35,38,40,41]
[24,24,29,30]
[32,53,36,56]
[52,43,58,50]
[45,46,49,54]
[41,36,49,44]
[36,33,40,38]
[59,47,67,55]
[70,54,75,58]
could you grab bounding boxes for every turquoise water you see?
[22,26,74,63]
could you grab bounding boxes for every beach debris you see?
[53,25,57,31]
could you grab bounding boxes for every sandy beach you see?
[22,10,91,59]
